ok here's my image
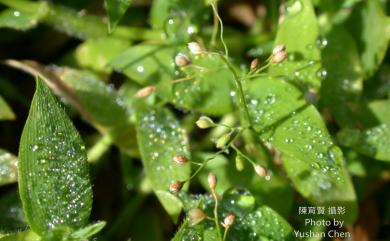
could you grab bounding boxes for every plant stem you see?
[218,55,253,128]
[223,227,230,241]
[212,189,223,241]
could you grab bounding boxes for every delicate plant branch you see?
[210,1,229,58]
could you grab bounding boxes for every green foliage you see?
[18,78,93,237]
[0,0,389,240]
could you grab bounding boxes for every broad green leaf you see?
[0,96,15,120]
[111,45,176,85]
[269,0,322,88]
[135,104,190,220]
[0,149,18,186]
[320,27,364,127]
[337,99,390,162]
[245,77,357,223]
[111,45,235,115]
[104,0,132,33]
[70,221,106,239]
[0,190,28,233]
[0,0,48,31]
[346,0,390,78]
[173,190,295,241]
[18,78,92,235]
[0,230,40,241]
[70,37,130,75]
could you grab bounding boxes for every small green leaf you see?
[70,221,106,239]
[18,77,92,235]
[0,96,15,120]
[346,0,390,78]
[104,0,132,33]
[320,27,364,127]
[245,77,357,223]
[0,149,18,186]
[269,0,322,88]
[135,104,190,221]
[0,0,48,31]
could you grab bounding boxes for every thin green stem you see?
[217,54,252,128]
[210,2,219,47]
[223,227,230,241]
[212,189,222,241]
[231,144,256,165]
[210,2,229,58]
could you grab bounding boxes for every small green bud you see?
[196,116,215,129]
[235,154,245,171]
[188,208,206,226]
[216,132,232,149]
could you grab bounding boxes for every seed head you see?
[208,172,217,190]
[135,86,156,98]
[254,164,267,177]
[272,44,286,55]
[172,155,188,165]
[250,58,258,70]
[271,51,288,64]
[222,213,235,228]
[169,181,183,194]
[196,116,215,129]
[188,208,206,226]
[175,54,191,67]
[188,42,203,55]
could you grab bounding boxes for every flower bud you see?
[216,132,231,149]
[135,86,156,98]
[196,116,215,129]
[172,155,188,165]
[222,213,235,228]
[175,53,191,67]
[235,154,245,171]
[254,164,267,177]
[188,208,206,226]
[188,42,203,55]
[169,181,183,194]
[208,172,217,190]
[250,58,258,70]
[271,51,288,64]
[272,44,286,55]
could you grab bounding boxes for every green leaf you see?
[135,104,191,221]
[70,221,106,239]
[346,0,390,78]
[111,45,176,85]
[150,0,209,42]
[245,77,357,223]
[320,27,364,127]
[269,0,322,88]
[111,45,235,115]
[0,230,40,241]
[68,37,130,75]
[0,149,18,186]
[104,0,132,33]
[173,190,295,241]
[0,96,15,120]
[18,77,92,235]
[0,0,48,31]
